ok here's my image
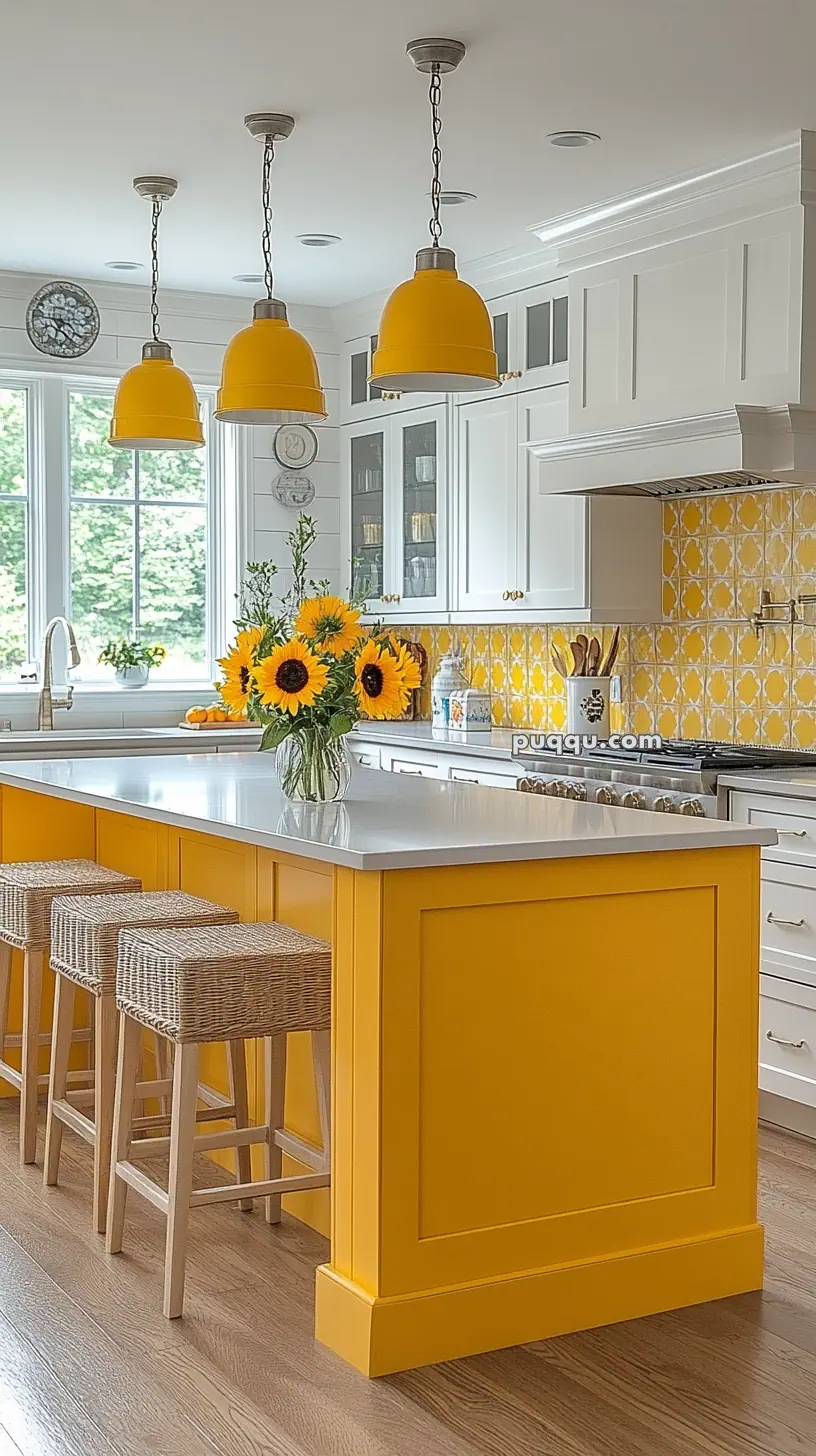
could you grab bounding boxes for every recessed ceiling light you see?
[440,190,476,205]
[105,260,143,271]
[547,130,601,148]
[297,234,342,248]
[232,272,264,284]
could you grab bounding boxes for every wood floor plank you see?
[0,1104,814,1456]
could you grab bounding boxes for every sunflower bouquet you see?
[216,516,420,802]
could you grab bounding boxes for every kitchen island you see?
[0,753,774,1376]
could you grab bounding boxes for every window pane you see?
[553,295,568,364]
[70,502,134,673]
[139,506,206,677]
[493,313,509,377]
[0,500,27,679]
[69,392,134,498]
[0,387,28,680]
[0,388,27,494]
[138,446,206,501]
[526,300,551,370]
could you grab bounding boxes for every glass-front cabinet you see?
[462,277,569,403]
[345,404,447,618]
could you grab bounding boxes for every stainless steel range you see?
[515,740,816,818]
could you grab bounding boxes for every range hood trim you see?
[531,404,816,497]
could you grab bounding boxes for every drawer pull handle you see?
[455,776,479,784]
[778,829,808,838]
[766,1030,807,1050]
[398,767,423,775]
[766,912,806,927]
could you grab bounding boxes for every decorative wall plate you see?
[273,423,318,470]
[26,280,100,358]
[272,470,316,509]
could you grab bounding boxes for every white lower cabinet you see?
[730,786,816,1124]
[760,975,816,1110]
[352,739,519,789]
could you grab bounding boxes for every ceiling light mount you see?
[244,112,295,143]
[406,38,466,74]
[547,130,600,148]
[133,175,178,202]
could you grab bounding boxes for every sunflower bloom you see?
[354,640,407,719]
[395,644,422,697]
[254,638,329,715]
[217,626,263,715]
[295,595,361,658]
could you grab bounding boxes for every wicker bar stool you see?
[0,859,142,1164]
[45,890,240,1233]
[107,920,332,1318]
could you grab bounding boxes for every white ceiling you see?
[4,0,816,308]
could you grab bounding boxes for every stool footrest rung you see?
[274,1128,328,1173]
[130,1124,268,1161]
[0,1059,22,1091]
[189,1171,329,1208]
[135,1079,173,1100]
[52,1098,96,1146]
[114,1160,170,1214]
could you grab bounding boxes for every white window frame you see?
[0,368,239,691]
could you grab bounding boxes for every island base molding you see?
[315,1224,764,1376]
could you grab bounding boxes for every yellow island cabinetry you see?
[0,753,774,1377]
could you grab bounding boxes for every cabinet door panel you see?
[348,424,390,611]
[455,396,517,612]
[396,405,447,614]
[517,386,587,613]
[520,280,569,388]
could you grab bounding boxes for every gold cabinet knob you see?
[499,372,513,384]
[502,589,511,601]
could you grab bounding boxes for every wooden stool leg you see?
[92,995,118,1235]
[227,1039,253,1212]
[312,1028,331,1172]
[106,1013,141,1255]
[43,973,77,1187]
[264,1033,287,1225]
[153,1033,170,1117]
[164,1041,199,1319]
[20,950,44,1164]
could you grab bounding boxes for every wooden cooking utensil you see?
[587,637,602,675]
[550,646,570,678]
[575,633,589,675]
[600,625,621,677]
[570,638,586,677]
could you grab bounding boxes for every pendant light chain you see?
[150,197,163,343]
[428,63,443,249]
[262,133,275,299]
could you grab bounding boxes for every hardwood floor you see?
[0,1105,813,1455]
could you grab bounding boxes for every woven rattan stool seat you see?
[0,860,141,952]
[116,921,332,1044]
[50,891,240,997]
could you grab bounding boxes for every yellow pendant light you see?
[370,40,499,395]
[216,115,327,424]
[109,177,204,450]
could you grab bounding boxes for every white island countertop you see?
[0,752,776,872]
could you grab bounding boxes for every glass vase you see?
[274,729,351,803]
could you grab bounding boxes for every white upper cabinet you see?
[341,404,448,619]
[454,383,662,623]
[341,333,444,423]
[459,278,570,404]
[568,209,804,435]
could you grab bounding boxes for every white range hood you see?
[532,405,816,498]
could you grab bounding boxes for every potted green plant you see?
[98,639,167,689]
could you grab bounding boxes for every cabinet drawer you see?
[385,753,446,779]
[729,790,816,865]
[760,980,816,1108]
[449,765,518,790]
[349,743,381,771]
[760,863,816,989]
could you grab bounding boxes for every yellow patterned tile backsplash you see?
[399,487,816,746]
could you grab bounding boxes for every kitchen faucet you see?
[38,617,81,730]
